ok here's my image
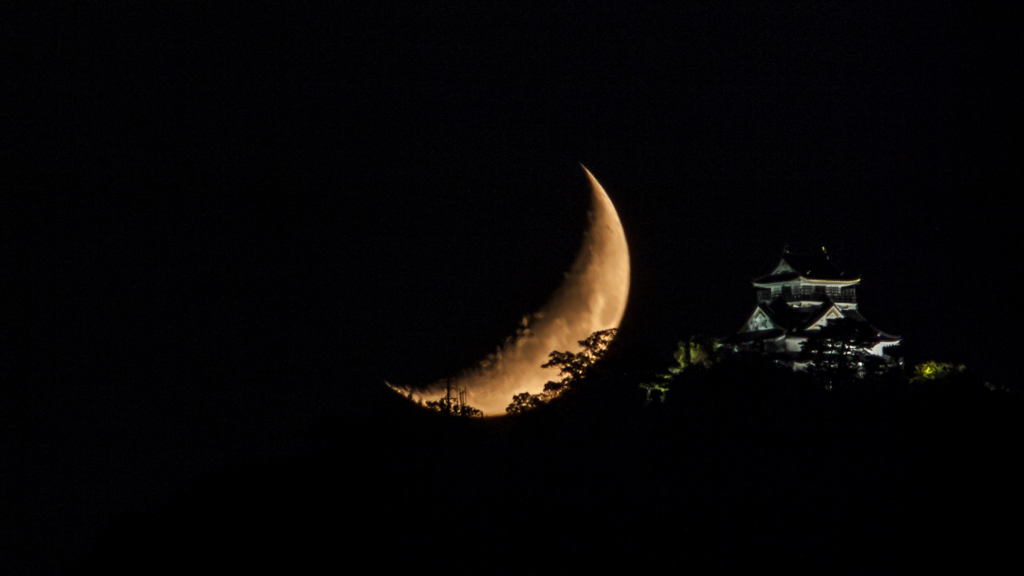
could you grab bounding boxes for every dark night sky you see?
[4,1,1020,568]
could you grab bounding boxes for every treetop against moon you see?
[393,167,630,415]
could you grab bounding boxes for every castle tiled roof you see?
[722,297,901,345]
[722,328,785,344]
[753,249,858,284]
[841,309,901,342]
[758,298,823,331]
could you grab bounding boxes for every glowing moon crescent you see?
[413,166,630,415]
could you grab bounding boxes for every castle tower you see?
[723,247,900,369]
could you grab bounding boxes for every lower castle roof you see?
[723,297,900,345]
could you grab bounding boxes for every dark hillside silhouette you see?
[75,351,1024,573]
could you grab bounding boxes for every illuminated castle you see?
[722,248,900,370]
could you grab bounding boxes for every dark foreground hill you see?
[74,364,1023,574]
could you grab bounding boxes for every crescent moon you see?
[407,166,630,415]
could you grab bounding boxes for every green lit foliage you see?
[907,361,1013,395]
[640,336,720,404]
[639,377,672,404]
[505,329,617,414]
[910,360,966,382]
[669,335,721,373]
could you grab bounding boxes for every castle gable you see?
[806,303,845,330]
[743,307,776,332]
[770,258,797,276]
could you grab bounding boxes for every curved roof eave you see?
[753,275,861,287]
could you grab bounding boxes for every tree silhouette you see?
[541,328,617,394]
[425,379,483,417]
[505,391,546,415]
[800,318,887,382]
[506,328,617,413]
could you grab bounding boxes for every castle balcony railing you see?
[757,289,857,304]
